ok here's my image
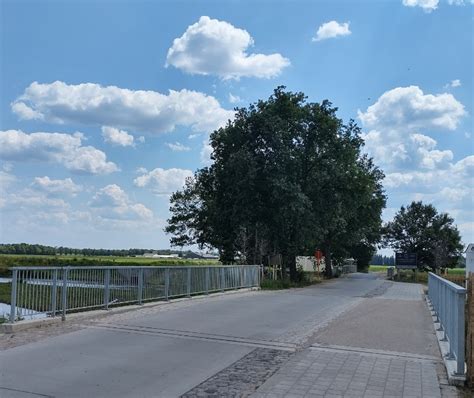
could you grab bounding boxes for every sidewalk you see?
[251,281,460,398]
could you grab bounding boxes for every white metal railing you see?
[7,265,259,323]
[427,272,466,375]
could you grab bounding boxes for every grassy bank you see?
[0,254,220,277]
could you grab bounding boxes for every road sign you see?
[395,252,417,269]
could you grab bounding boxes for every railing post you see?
[165,268,170,301]
[205,267,210,295]
[187,267,191,297]
[9,269,18,323]
[61,268,69,321]
[51,269,58,317]
[137,268,144,305]
[104,268,110,310]
[456,290,465,375]
[220,267,225,292]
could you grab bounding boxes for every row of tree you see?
[0,244,201,259]
[165,88,464,277]
[370,254,395,266]
[166,88,386,278]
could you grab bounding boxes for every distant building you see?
[466,244,474,274]
[141,252,179,258]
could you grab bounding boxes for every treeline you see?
[370,254,395,266]
[0,243,199,258]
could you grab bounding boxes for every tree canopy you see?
[383,201,463,271]
[166,87,386,278]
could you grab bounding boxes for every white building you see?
[466,244,474,274]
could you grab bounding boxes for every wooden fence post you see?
[466,272,474,387]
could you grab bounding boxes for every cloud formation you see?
[31,176,82,196]
[166,16,290,80]
[402,0,439,12]
[101,126,135,147]
[0,130,118,175]
[12,81,234,135]
[358,86,465,131]
[359,86,471,243]
[165,142,191,152]
[90,184,153,221]
[134,167,193,195]
[312,21,351,42]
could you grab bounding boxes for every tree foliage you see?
[383,201,463,271]
[166,87,386,279]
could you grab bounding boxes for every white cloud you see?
[165,142,191,152]
[134,167,193,195]
[165,16,290,80]
[188,133,201,139]
[402,0,439,12]
[445,79,461,89]
[358,86,465,132]
[0,129,118,175]
[12,81,234,135]
[359,86,471,243]
[90,184,153,221]
[312,21,351,42]
[101,126,135,147]
[31,176,82,196]
[200,139,213,166]
[228,93,242,104]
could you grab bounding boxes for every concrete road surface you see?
[0,274,444,398]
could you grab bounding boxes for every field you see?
[0,254,220,277]
[368,265,466,286]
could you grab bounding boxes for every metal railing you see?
[427,272,466,375]
[8,265,259,323]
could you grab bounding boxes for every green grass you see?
[368,265,389,272]
[0,254,220,278]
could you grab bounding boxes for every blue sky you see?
[0,0,472,250]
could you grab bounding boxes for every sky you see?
[0,0,472,251]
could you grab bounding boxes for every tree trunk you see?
[324,244,332,278]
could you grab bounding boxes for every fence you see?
[8,265,259,323]
[427,272,466,375]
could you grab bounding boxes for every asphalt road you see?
[0,274,415,398]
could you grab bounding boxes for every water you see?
[0,302,46,321]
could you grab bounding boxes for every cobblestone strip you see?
[251,348,442,398]
[181,348,293,398]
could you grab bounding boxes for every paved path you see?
[0,274,456,398]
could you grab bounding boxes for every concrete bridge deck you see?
[0,274,459,397]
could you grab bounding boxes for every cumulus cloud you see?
[0,130,118,175]
[134,167,193,195]
[12,81,234,135]
[312,21,352,42]
[360,86,471,243]
[200,139,213,166]
[90,184,153,221]
[31,176,82,196]
[166,16,290,80]
[165,142,191,152]
[101,126,135,147]
[358,86,465,131]
[402,0,439,12]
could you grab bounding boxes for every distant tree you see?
[383,201,463,271]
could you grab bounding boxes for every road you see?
[0,274,446,398]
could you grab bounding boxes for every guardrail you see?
[8,265,259,323]
[428,272,466,375]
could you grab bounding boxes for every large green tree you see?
[383,201,463,271]
[166,87,386,279]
